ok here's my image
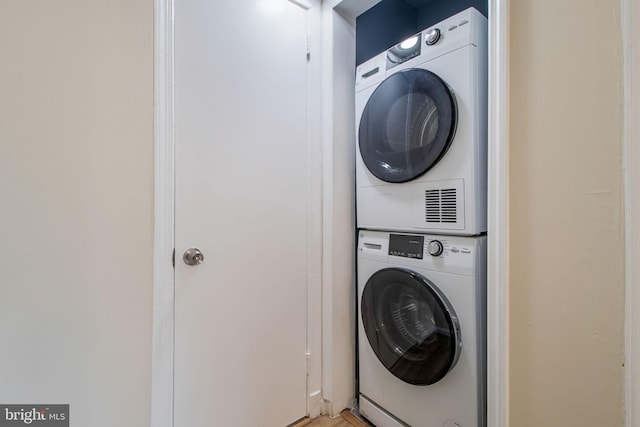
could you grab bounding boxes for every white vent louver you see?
[425,189,457,223]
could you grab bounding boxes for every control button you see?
[461,248,471,254]
[425,28,441,45]
[450,247,460,253]
[459,19,469,26]
[448,25,458,31]
[427,240,444,256]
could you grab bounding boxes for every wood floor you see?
[292,410,371,427]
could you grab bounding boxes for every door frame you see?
[486,0,510,425]
[624,0,639,425]
[151,0,174,426]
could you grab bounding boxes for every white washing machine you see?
[357,230,486,427]
[355,8,487,236]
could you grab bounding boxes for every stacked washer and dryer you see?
[355,8,488,427]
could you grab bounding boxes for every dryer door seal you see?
[361,267,462,385]
[358,68,457,183]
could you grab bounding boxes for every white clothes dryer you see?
[355,8,487,235]
[357,230,486,427]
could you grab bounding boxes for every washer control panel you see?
[388,234,424,259]
[387,234,474,259]
[359,231,483,275]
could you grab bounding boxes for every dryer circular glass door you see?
[361,267,461,385]
[358,68,457,183]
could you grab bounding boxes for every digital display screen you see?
[388,234,424,259]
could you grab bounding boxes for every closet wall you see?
[509,0,625,425]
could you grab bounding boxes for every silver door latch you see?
[183,248,204,266]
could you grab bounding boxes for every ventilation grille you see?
[425,189,457,223]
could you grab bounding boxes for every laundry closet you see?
[165,0,490,426]
[351,1,488,426]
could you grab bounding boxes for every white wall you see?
[509,0,625,425]
[0,1,154,426]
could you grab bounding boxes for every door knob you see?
[183,248,204,266]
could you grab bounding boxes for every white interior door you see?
[174,1,310,425]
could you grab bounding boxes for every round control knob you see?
[425,28,441,45]
[427,240,444,256]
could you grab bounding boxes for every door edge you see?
[623,0,640,425]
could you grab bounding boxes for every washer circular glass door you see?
[358,68,457,183]
[361,267,461,385]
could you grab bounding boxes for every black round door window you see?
[358,68,457,183]
[361,267,461,385]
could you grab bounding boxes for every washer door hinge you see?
[306,35,311,60]
[172,248,175,268]
[306,352,311,377]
